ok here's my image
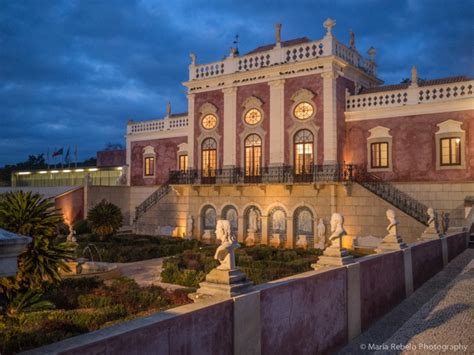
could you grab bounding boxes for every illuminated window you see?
[293,102,314,120]
[440,137,461,166]
[179,155,188,171]
[201,138,217,177]
[244,109,262,125]
[244,134,262,177]
[370,142,389,168]
[294,130,314,175]
[201,114,217,130]
[144,156,155,176]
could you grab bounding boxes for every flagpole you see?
[74,145,78,168]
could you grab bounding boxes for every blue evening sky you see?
[1,0,472,166]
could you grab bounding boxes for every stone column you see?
[187,93,195,168]
[268,79,285,166]
[222,87,238,168]
[286,217,294,248]
[261,215,269,245]
[322,71,338,164]
[237,216,245,243]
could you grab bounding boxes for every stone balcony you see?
[189,19,377,82]
[346,78,474,112]
[127,114,189,135]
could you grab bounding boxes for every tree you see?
[87,199,123,240]
[0,191,74,292]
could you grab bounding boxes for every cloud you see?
[0,0,472,166]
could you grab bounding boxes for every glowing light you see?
[18,172,31,175]
[39,171,48,174]
[75,169,84,172]
[51,170,59,173]
[88,168,98,172]
[63,170,72,173]
[455,138,461,144]
[116,167,123,170]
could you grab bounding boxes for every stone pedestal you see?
[420,227,442,240]
[191,268,253,299]
[376,234,407,252]
[269,233,281,248]
[0,229,32,277]
[313,246,354,268]
[245,230,256,246]
[295,235,308,249]
[201,229,214,244]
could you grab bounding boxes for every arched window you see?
[268,207,287,247]
[221,205,238,234]
[201,205,216,231]
[293,207,314,247]
[294,130,314,179]
[244,134,262,182]
[201,138,217,182]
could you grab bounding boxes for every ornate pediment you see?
[199,102,218,115]
[291,88,315,102]
[242,96,263,109]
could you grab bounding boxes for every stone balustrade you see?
[189,36,377,81]
[127,115,189,135]
[346,79,474,111]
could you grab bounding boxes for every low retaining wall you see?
[30,232,468,355]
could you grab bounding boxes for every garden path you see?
[116,258,184,290]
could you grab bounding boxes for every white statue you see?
[317,218,326,245]
[67,224,77,243]
[275,23,282,44]
[166,102,171,117]
[349,29,355,49]
[186,215,193,238]
[214,220,240,270]
[386,209,399,237]
[189,52,196,65]
[328,213,346,249]
[421,207,441,239]
[248,208,259,232]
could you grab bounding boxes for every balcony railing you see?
[169,164,353,185]
[127,116,189,135]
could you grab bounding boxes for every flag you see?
[52,148,63,157]
[65,147,71,165]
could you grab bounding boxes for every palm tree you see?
[87,199,123,240]
[0,191,74,291]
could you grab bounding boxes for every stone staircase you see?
[133,182,172,223]
[352,166,429,225]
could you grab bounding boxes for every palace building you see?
[13,19,472,248]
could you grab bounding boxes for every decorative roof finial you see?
[323,18,336,36]
[232,34,240,55]
[190,53,196,65]
[275,23,282,46]
[367,47,376,62]
[166,102,171,117]
[349,29,355,49]
[411,66,418,85]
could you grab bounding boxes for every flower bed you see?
[0,277,192,354]
[161,245,322,287]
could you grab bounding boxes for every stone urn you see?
[0,229,32,277]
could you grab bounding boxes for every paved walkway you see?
[116,258,184,290]
[339,249,474,354]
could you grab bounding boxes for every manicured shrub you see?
[73,219,91,235]
[87,199,123,239]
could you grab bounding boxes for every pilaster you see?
[261,215,269,245]
[268,79,285,165]
[222,87,238,167]
[322,70,338,164]
[187,93,195,168]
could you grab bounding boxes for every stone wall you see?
[31,232,468,355]
[86,186,131,225]
[394,181,474,228]
[134,182,426,246]
[55,187,84,225]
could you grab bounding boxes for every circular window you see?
[201,114,217,129]
[244,109,262,125]
[293,102,314,120]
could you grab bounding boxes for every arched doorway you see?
[244,134,262,183]
[294,129,314,182]
[201,138,217,183]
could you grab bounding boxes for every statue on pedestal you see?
[376,209,407,252]
[186,215,193,239]
[214,220,239,270]
[314,213,354,267]
[421,207,442,240]
[317,218,326,246]
[67,224,77,243]
[248,208,259,232]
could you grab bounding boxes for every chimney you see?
[275,23,282,47]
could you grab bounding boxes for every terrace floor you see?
[338,249,474,354]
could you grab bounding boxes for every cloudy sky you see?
[1,0,472,166]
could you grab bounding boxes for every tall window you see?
[244,134,262,178]
[144,156,155,176]
[370,142,389,168]
[179,154,188,171]
[294,130,314,175]
[201,138,217,177]
[440,137,461,166]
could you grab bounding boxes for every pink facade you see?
[344,111,473,181]
[55,187,84,225]
[131,136,187,185]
